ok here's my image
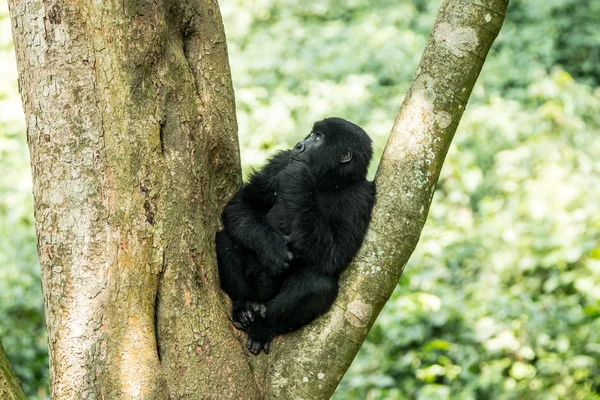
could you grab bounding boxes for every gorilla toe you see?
[250,302,267,318]
[233,301,267,330]
[247,337,271,355]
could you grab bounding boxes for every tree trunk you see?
[9,0,249,398]
[7,0,507,398]
[0,339,26,400]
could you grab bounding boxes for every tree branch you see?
[261,0,508,397]
[0,339,26,400]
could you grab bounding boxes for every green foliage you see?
[1,0,599,398]
[222,0,441,177]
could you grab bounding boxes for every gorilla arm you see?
[278,162,376,276]
[221,151,293,273]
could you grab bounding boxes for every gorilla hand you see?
[257,230,294,275]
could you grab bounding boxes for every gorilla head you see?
[290,117,373,186]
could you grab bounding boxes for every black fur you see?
[216,117,376,355]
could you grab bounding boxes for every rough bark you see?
[8,0,507,398]
[0,340,26,400]
[8,0,251,398]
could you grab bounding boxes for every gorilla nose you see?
[294,142,305,153]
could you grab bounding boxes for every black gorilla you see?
[216,117,376,354]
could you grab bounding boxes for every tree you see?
[6,0,507,398]
[0,339,26,400]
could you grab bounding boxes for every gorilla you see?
[216,117,376,355]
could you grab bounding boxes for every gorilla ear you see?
[340,150,353,163]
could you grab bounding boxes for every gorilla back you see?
[216,117,376,355]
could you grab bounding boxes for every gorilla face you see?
[290,130,324,163]
[290,117,373,186]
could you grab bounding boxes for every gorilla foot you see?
[232,301,266,330]
[250,302,267,318]
[247,337,271,355]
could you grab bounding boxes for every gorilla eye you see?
[340,150,352,163]
[314,132,322,141]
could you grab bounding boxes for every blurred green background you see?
[1,0,600,398]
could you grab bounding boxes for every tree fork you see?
[8,0,507,398]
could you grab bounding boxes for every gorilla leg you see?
[245,270,338,354]
[216,231,251,301]
[217,231,284,330]
[269,271,339,332]
[216,231,259,329]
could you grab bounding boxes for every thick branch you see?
[261,0,508,398]
[0,340,26,400]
